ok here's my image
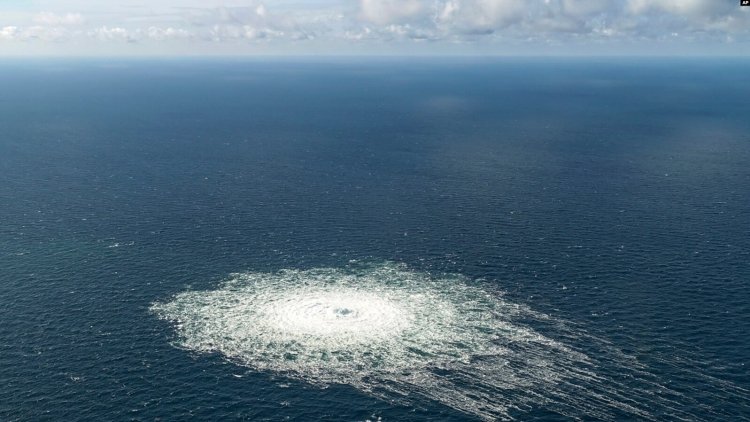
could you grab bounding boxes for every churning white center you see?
[152,262,667,421]
[261,290,413,341]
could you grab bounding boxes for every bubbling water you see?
[261,290,413,342]
[151,262,708,420]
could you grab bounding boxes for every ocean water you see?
[0,58,748,421]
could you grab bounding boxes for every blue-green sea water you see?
[1,58,748,421]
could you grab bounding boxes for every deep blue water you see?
[1,58,749,421]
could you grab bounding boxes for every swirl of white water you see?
[152,262,723,421]
[261,290,413,341]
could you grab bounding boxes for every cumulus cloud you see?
[145,26,190,41]
[0,24,75,42]
[360,0,425,25]
[0,0,748,53]
[0,26,19,40]
[436,0,526,33]
[180,2,326,42]
[89,26,133,42]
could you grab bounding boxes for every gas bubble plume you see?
[151,262,731,421]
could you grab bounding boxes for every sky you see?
[0,0,748,56]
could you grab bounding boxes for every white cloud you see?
[0,0,748,54]
[0,26,19,40]
[0,25,74,42]
[436,0,526,33]
[89,26,132,42]
[146,26,190,41]
[360,0,425,25]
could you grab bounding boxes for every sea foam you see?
[152,262,686,420]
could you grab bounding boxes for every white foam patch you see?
[151,262,710,420]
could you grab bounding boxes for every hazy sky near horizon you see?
[0,0,748,56]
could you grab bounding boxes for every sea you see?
[0,58,748,421]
